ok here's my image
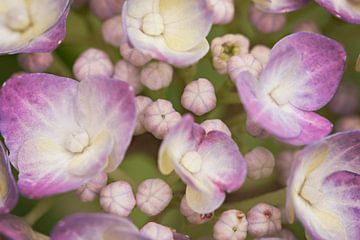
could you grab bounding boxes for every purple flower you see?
[286,131,360,239]
[0,143,18,213]
[158,115,247,213]
[0,73,136,198]
[251,0,309,13]
[314,0,360,24]
[51,213,150,240]
[236,32,346,145]
[0,0,71,54]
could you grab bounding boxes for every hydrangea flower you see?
[286,131,360,239]
[158,115,247,213]
[0,73,136,198]
[51,213,150,240]
[0,143,18,213]
[122,0,214,67]
[0,0,71,54]
[236,32,346,145]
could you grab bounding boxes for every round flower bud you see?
[17,52,54,73]
[329,82,360,115]
[90,0,124,21]
[134,96,153,135]
[335,116,360,132]
[76,172,108,202]
[250,45,270,66]
[113,60,142,94]
[180,196,213,224]
[200,119,231,137]
[213,210,248,240]
[136,178,172,216]
[356,54,360,72]
[207,0,235,25]
[140,62,173,90]
[275,151,296,186]
[228,54,263,82]
[143,99,182,139]
[120,40,152,67]
[245,118,269,139]
[100,181,136,217]
[73,48,114,82]
[247,203,282,238]
[245,147,275,180]
[140,222,173,240]
[181,78,217,116]
[293,20,319,34]
[249,5,286,33]
[211,34,250,74]
[102,15,123,47]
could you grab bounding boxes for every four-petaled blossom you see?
[0,73,136,198]
[0,143,18,213]
[122,0,214,67]
[0,0,71,54]
[158,115,247,213]
[51,213,150,240]
[251,0,309,13]
[236,32,346,145]
[286,131,360,240]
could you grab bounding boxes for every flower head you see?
[0,0,71,54]
[122,0,214,67]
[286,131,360,240]
[0,73,136,198]
[158,115,247,213]
[236,32,346,145]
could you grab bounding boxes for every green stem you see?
[23,198,55,226]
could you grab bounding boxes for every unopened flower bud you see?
[207,0,235,25]
[335,116,360,132]
[102,15,123,47]
[100,181,136,217]
[228,54,263,82]
[90,0,124,21]
[245,147,275,180]
[201,119,231,137]
[247,203,282,238]
[293,20,319,33]
[135,96,153,135]
[120,41,152,67]
[180,196,213,224]
[249,5,286,33]
[245,118,269,139]
[211,34,250,74]
[181,78,217,116]
[17,52,53,73]
[113,60,142,93]
[140,222,173,240]
[136,178,172,216]
[275,151,296,186]
[140,62,173,90]
[76,172,108,202]
[329,82,360,115]
[73,48,114,81]
[143,99,182,139]
[213,210,248,240]
[250,45,270,66]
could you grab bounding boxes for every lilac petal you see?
[0,214,36,240]
[51,213,150,240]
[287,131,360,239]
[0,143,18,213]
[266,32,346,111]
[0,73,78,169]
[198,131,247,193]
[315,0,360,24]
[252,0,309,13]
[158,115,205,175]
[76,76,136,172]
[0,0,71,54]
